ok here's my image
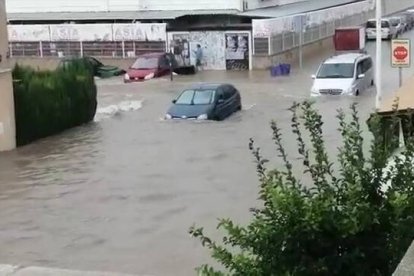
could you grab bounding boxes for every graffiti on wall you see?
[112,24,166,41]
[225,33,249,71]
[50,24,113,41]
[8,25,51,41]
[167,32,191,67]
[8,23,167,42]
[188,31,226,70]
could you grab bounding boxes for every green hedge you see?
[13,58,97,146]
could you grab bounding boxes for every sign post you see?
[391,39,411,87]
[375,0,382,109]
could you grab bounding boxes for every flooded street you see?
[0,30,414,275]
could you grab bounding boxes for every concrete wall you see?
[252,36,334,69]
[6,0,243,13]
[0,0,15,151]
[393,241,414,276]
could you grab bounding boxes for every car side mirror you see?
[357,73,365,79]
[311,74,316,79]
[172,99,177,104]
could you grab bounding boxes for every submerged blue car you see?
[165,83,242,121]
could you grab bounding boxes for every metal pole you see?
[375,0,382,109]
[169,60,173,81]
[299,15,303,69]
[399,67,403,87]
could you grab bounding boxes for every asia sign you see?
[391,39,411,68]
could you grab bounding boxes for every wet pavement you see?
[0,29,414,276]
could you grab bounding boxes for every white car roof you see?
[323,53,369,64]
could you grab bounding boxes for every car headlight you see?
[124,73,130,80]
[144,72,155,80]
[165,113,172,120]
[197,114,208,120]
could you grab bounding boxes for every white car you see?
[366,18,398,40]
[311,53,374,96]
[390,17,405,34]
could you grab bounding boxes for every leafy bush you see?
[13,58,97,146]
[190,102,414,276]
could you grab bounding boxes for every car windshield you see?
[131,57,158,69]
[175,89,215,105]
[317,63,355,79]
[366,21,390,28]
[390,19,400,26]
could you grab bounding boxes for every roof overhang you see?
[7,9,240,21]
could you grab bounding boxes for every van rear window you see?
[366,21,390,28]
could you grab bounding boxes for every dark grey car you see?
[165,83,242,121]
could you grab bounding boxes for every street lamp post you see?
[375,0,382,109]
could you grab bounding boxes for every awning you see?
[378,76,414,114]
[240,0,364,18]
[7,9,240,21]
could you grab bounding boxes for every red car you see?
[124,52,178,83]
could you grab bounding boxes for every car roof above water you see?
[323,53,369,64]
[187,83,229,90]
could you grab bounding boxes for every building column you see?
[0,0,16,151]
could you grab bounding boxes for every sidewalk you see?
[0,265,152,276]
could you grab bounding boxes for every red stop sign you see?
[394,46,408,60]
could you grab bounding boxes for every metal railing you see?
[254,10,375,56]
[9,41,166,58]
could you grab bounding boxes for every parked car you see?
[124,52,178,83]
[59,56,126,78]
[310,53,374,96]
[366,18,398,40]
[402,10,414,29]
[165,83,242,121]
[390,17,405,34]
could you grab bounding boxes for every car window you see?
[131,57,158,69]
[317,63,355,78]
[366,20,390,28]
[216,87,224,99]
[159,55,170,69]
[175,89,215,105]
[357,62,363,76]
[362,58,372,73]
[88,57,101,67]
[223,85,235,99]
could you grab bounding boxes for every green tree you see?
[190,101,414,276]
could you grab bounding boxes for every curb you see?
[0,264,154,276]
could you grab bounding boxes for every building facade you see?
[0,0,16,151]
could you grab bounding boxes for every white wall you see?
[246,0,305,10]
[6,0,243,13]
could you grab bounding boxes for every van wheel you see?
[371,79,374,86]
[355,90,360,96]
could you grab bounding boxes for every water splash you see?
[94,100,143,122]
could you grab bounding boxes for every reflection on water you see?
[0,123,103,197]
